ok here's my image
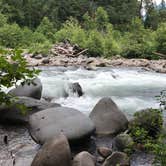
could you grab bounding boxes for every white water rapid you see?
[38,66,166,118]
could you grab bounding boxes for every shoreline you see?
[24,54,166,73]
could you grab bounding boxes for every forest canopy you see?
[0,0,165,58]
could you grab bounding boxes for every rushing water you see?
[0,66,166,166]
[39,66,166,118]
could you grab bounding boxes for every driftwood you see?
[51,41,87,57]
[153,52,166,59]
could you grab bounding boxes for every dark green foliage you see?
[156,23,166,54]
[36,17,56,42]
[0,49,40,105]
[129,108,163,145]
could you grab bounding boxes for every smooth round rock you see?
[8,78,42,99]
[89,97,128,136]
[31,134,71,166]
[97,147,112,158]
[0,96,60,125]
[72,151,95,166]
[114,133,134,152]
[29,107,95,144]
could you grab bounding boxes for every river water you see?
[39,66,166,118]
[0,66,166,166]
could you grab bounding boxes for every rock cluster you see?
[0,77,132,166]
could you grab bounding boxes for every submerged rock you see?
[69,82,84,97]
[89,97,128,136]
[29,107,95,144]
[31,134,71,166]
[8,78,42,100]
[0,96,60,124]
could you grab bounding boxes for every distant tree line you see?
[0,0,165,58]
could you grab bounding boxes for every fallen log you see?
[152,52,166,59]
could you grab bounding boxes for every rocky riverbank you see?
[24,53,166,73]
[22,42,166,73]
[1,77,163,166]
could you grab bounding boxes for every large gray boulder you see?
[102,152,129,166]
[8,78,42,99]
[0,96,60,124]
[89,97,128,136]
[31,134,71,166]
[72,151,95,166]
[29,107,95,144]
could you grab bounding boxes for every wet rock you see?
[97,156,105,164]
[0,96,60,125]
[31,134,71,166]
[69,82,84,97]
[8,78,42,100]
[72,151,95,166]
[29,107,95,144]
[42,58,50,64]
[34,54,43,59]
[97,147,112,158]
[113,133,134,152]
[89,97,128,136]
[102,152,129,166]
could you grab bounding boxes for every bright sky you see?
[155,0,164,5]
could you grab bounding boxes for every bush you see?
[0,13,7,27]
[36,17,56,42]
[0,49,39,105]
[121,18,157,59]
[129,108,163,145]
[156,23,166,55]
[55,17,87,47]
[28,40,52,55]
[0,23,23,48]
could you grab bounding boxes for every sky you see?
[155,0,165,5]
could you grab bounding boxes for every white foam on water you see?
[39,67,166,116]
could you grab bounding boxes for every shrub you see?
[55,17,87,47]
[156,23,166,55]
[129,108,163,145]
[0,13,7,27]
[86,30,104,56]
[121,18,157,59]
[28,40,52,55]
[0,23,23,48]
[0,49,39,106]
[36,17,56,42]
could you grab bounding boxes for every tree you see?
[96,0,139,31]
[156,23,166,54]
[36,17,56,41]
[144,0,159,30]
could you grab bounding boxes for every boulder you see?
[31,134,71,166]
[69,82,83,97]
[42,58,50,64]
[8,78,42,99]
[89,97,128,136]
[97,147,112,158]
[102,152,129,166]
[113,133,134,152]
[72,151,95,166]
[29,107,95,144]
[0,96,60,124]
